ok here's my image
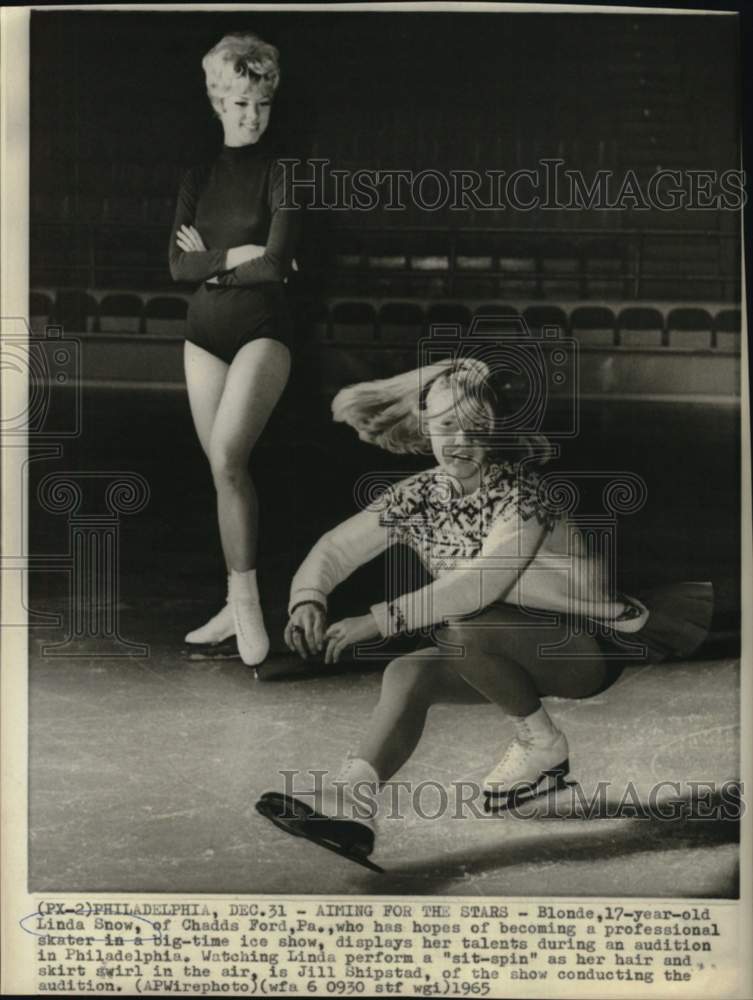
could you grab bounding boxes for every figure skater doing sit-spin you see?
[258,358,713,868]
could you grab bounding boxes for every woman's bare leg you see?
[437,605,609,710]
[184,340,229,458]
[357,650,487,780]
[356,606,610,782]
[183,342,233,642]
[208,338,291,570]
[437,606,610,797]
[208,338,290,664]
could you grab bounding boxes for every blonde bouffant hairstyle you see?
[332,359,553,464]
[202,32,280,117]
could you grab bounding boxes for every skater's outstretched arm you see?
[369,503,551,637]
[285,504,393,659]
[288,505,392,613]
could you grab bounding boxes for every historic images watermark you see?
[279,159,747,213]
[278,769,743,823]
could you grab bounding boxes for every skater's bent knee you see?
[381,655,435,703]
[437,622,487,656]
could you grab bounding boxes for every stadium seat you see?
[474,303,521,317]
[470,305,529,340]
[426,302,471,335]
[99,293,144,334]
[714,309,741,352]
[29,291,54,335]
[331,301,376,343]
[144,295,188,336]
[378,302,424,345]
[53,290,99,333]
[617,306,664,347]
[570,306,616,347]
[523,305,568,337]
[666,308,713,350]
[471,304,523,336]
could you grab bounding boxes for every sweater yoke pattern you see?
[377,462,559,569]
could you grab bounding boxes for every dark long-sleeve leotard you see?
[169,135,300,363]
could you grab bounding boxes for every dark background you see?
[31,10,739,185]
[30,8,741,285]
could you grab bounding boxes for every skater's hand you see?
[324,614,380,664]
[285,603,326,659]
[176,225,207,253]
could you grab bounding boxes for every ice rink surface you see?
[29,628,738,896]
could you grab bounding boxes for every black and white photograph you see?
[1,1,750,994]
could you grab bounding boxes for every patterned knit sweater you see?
[289,462,622,637]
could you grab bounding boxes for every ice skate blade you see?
[182,637,239,661]
[484,775,577,814]
[255,793,384,874]
[484,762,573,814]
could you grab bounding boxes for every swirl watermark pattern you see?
[35,472,151,657]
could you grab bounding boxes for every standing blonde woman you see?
[169,32,300,666]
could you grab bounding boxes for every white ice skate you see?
[231,600,269,666]
[483,731,571,812]
[229,570,270,667]
[184,602,235,645]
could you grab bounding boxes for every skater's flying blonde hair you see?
[332,359,553,464]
